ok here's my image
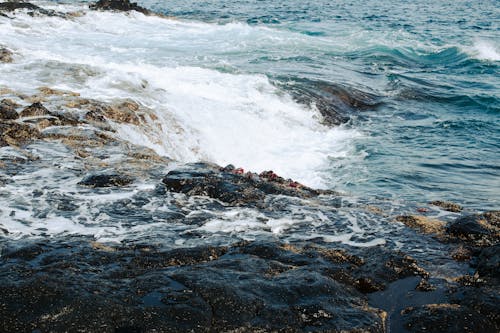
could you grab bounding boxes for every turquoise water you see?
[143,0,500,209]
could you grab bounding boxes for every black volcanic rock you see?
[163,163,330,206]
[275,77,382,126]
[90,0,151,15]
[447,211,499,246]
[0,2,64,17]
[0,240,390,332]
[0,2,41,12]
[78,173,133,187]
[475,244,500,282]
[401,303,496,333]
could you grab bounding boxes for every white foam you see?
[470,40,500,61]
[0,8,361,188]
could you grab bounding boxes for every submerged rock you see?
[163,163,330,206]
[429,200,463,212]
[276,77,382,126]
[90,0,151,15]
[78,173,134,187]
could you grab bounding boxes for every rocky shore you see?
[0,1,499,332]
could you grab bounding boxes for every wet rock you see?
[0,1,63,17]
[276,77,382,126]
[70,97,143,125]
[415,278,436,292]
[0,99,19,119]
[0,46,14,63]
[38,86,80,97]
[0,240,393,332]
[78,173,133,187]
[90,0,151,15]
[450,245,473,261]
[402,303,496,333]
[0,122,40,147]
[429,200,463,213]
[163,163,330,206]
[350,247,429,292]
[395,215,446,235]
[0,2,40,12]
[447,211,499,246]
[19,102,51,117]
[475,244,500,282]
[105,99,143,125]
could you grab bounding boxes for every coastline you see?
[1,1,499,332]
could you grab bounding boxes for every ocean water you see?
[143,0,500,209]
[0,0,498,245]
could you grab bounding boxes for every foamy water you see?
[471,40,500,61]
[0,1,497,246]
[0,6,362,188]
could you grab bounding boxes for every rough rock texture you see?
[429,200,463,213]
[78,173,134,187]
[447,211,499,246]
[0,1,65,17]
[0,240,400,333]
[475,244,500,283]
[0,122,40,147]
[19,102,52,117]
[0,99,19,119]
[401,303,496,333]
[0,47,14,63]
[395,215,446,236]
[163,163,331,206]
[90,0,151,15]
[0,2,41,12]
